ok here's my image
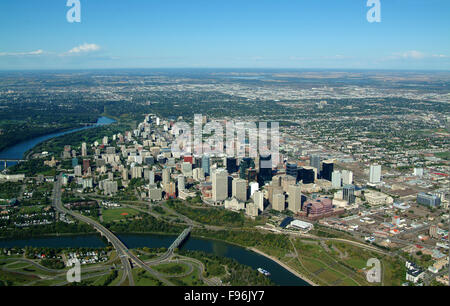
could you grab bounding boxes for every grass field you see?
[101,207,139,222]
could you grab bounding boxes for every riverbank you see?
[249,247,318,286]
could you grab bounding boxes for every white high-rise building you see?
[288,184,302,213]
[341,170,353,185]
[149,171,155,185]
[212,169,228,202]
[253,190,264,212]
[81,142,87,157]
[249,182,259,197]
[369,164,381,184]
[331,171,342,189]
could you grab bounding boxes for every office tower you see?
[212,169,228,202]
[369,164,381,184]
[321,160,334,181]
[178,175,185,192]
[131,166,143,179]
[272,175,282,188]
[298,166,315,184]
[81,142,87,157]
[310,154,321,173]
[341,170,353,185]
[149,171,155,185]
[343,184,356,204]
[258,154,273,183]
[288,184,302,213]
[162,167,170,187]
[232,178,247,202]
[226,157,238,174]
[122,168,128,181]
[331,171,342,189]
[165,182,176,198]
[202,155,210,176]
[193,167,205,181]
[82,159,90,174]
[74,165,82,177]
[253,190,264,212]
[249,182,259,197]
[273,193,286,212]
[71,157,78,168]
[182,162,193,177]
[417,193,441,207]
[239,157,254,179]
[102,136,108,145]
[286,162,298,179]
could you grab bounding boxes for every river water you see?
[0,233,309,286]
[0,116,116,170]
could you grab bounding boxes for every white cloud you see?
[66,43,101,55]
[0,49,44,56]
[399,50,425,59]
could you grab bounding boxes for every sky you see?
[0,0,449,70]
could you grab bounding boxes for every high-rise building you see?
[369,164,381,184]
[226,157,238,174]
[82,159,90,174]
[74,165,82,177]
[298,167,315,184]
[239,157,254,179]
[253,190,264,212]
[341,170,353,185]
[149,171,155,185]
[343,184,356,204]
[288,184,302,213]
[258,154,273,183]
[131,166,143,179]
[310,154,321,173]
[232,178,247,202]
[182,162,193,177]
[249,182,259,197]
[286,162,298,179]
[272,193,286,212]
[321,160,334,181]
[202,155,210,176]
[178,175,185,192]
[162,168,170,187]
[212,169,228,202]
[81,142,87,157]
[331,171,342,189]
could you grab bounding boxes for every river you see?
[0,115,309,286]
[0,233,309,286]
[0,116,116,170]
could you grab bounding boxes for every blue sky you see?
[0,0,449,70]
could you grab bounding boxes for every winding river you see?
[0,116,116,170]
[0,116,309,286]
